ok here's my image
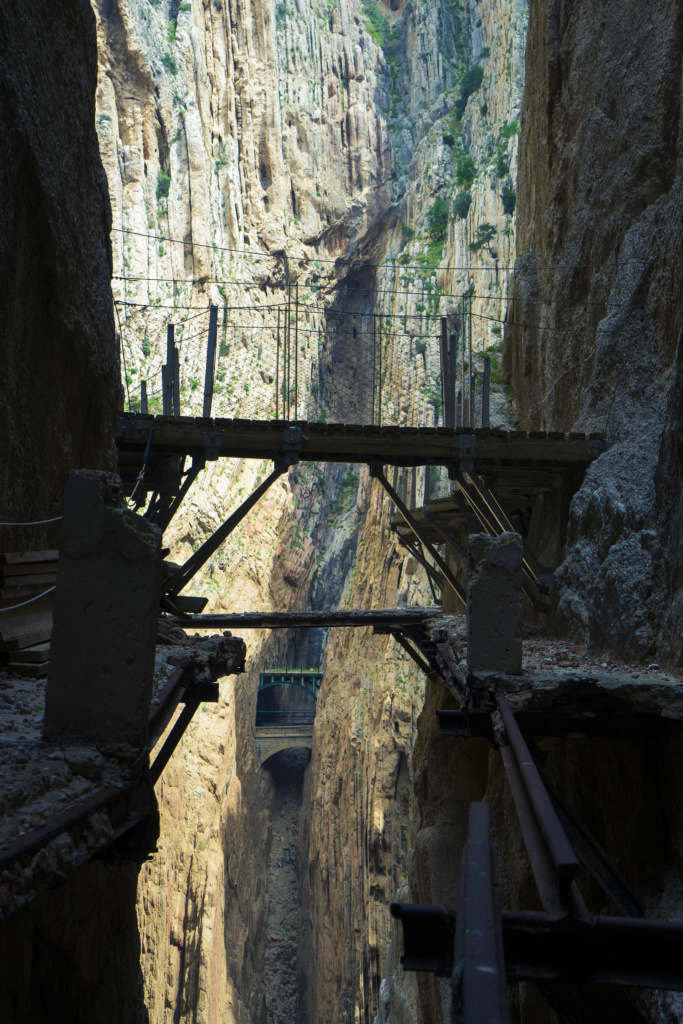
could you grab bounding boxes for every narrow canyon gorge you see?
[2,1,683,1023]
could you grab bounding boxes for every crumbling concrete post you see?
[467,532,523,675]
[44,471,162,747]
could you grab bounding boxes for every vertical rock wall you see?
[506,0,683,665]
[0,0,120,553]
[0,3,131,1021]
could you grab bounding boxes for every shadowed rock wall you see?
[504,0,683,664]
[0,3,134,1021]
[0,0,120,551]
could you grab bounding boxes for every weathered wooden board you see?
[0,572,57,587]
[0,550,58,565]
[1,627,53,651]
[7,661,49,677]
[0,613,52,642]
[9,642,51,663]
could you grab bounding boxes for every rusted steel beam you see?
[392,803,510,1024]
[387,627,435,678]
[372,466,466,604]
[0,782,141,874]
[495,693,581,919]
[173,608,441,629]
[437,708,679,742]
[149,698,201,784]
[502,911,683,990]
[165,461,288,595]
[391,901,683,992]
[147,667,187,750]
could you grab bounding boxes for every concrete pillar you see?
[467,532,523,675]
[44,471,162,747]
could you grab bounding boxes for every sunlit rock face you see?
[92,1,525,1021]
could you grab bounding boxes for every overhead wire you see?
[114,272,639,309]
[113,227,655,274]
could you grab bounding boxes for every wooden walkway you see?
[116,412,608,490]
[116,414,609,605]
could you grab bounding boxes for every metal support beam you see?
[149,696,201,784]
[387,627,435,678]
[482,356,490,428]
[495,693,581,919]
[203,304,218,417]
[172,608,442,629]
[453,802,510,1024]
[156,457,205,534]
[394,529,446,592]
[372,465,466,604]
[173,345,180,417]
[165,461,287,595]
[440,318,457,428]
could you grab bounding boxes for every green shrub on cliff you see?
[156,168,171,201]
[456,154,476,187]
[501,184,516,215]
[454,65,484,118]
[361,1,396,47]
[454,191,472,219]
[161,51,178,74]
[468,222,496,253]
[426,198,449,241]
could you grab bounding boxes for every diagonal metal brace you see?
[495,693,581,919]
[165,461,287,596]
[371,465,465,604]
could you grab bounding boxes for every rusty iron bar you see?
[495,692,581,919]
[203,304,218,417]
[164,461,287,595]
[156,459,204,534]
[176,608,441,629]
[149,697,201,785]
[0,781,140,874]
[372,465,466,603]
[502,910,683,990]
[147,667,187,750]
[386,627,435,678]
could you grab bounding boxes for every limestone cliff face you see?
[91,1,524,1021]
[505,0,683,665]
[0,0,120,553]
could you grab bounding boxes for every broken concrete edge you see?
[467,672,683,719]
[0,776,157,925]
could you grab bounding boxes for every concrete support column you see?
[44,471,162,747]
[467,532,523,675]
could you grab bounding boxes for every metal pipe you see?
[294,282,299,421]
[165,462,288,595]
[203,305,218,417]
[468,295,473,428]
[495,692,580,916]
[276,307,280,420]
[482,355,490,428]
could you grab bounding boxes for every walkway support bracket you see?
[165,461,288,595]
[371,464,466,605]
